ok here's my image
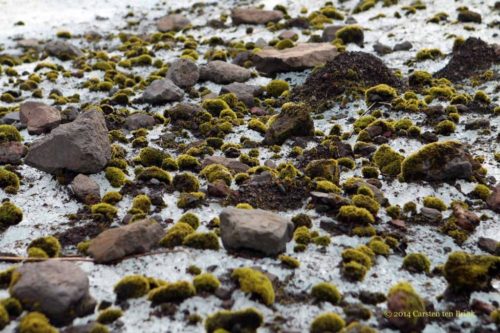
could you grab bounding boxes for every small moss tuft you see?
[114,275,150,301]
[97,308,123,324]
[231,267,275,305]
[0,201,23,228]
[266,80,289,97]
[183,232,220,250]
[148,281,195,305]
[193,273,220,293]
[402,253,431,273]
[310,312,345,333]
[311,282,341,305]
[423,196,447,211]
[27,236,61,258]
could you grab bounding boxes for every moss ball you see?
[342,261,367,281]
[471,184,491,201]
[361,166,379,179]
[27,236,61,258]
[178,212,200,230]
[337,205,375,224]
[193,273,221,293]
[402,253,431,273]
[368,239,391,256]
[1,297,22,318]
[138,147,165,167]
[160,222,195,248]
[200,164,232,185]
[423,196,447,211]
[18,312,57,333]
[148,281,195,305]
[0,168,20,194]
[231,267,275,305]
[205,308,263,333]
[114,275,150,301]
[183,232,220,250]
[310,312,345,333]
[266,80,289,97]
[136,166,172,184]
[372,144,404,176]
[435,120,456,135]
[352,194,380,215]
[177,154,201,170]
[102,191,122,204]
[0,201,23,228]
[365,84,397,104]
[91,202,118,220]
[131,194,151,214]
[97,308,123,324]
[336,25,363,45]
[275,39,294,50]
[105,167,127,187]
[311,282,341,305]
[278,255,300,269]
[0,125,22,143]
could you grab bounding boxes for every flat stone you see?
[231,7,283,25]
[157,14,190,32]
[20,101,61,134]
[202,156,250,173]
[200,61,252,84]
[45,40,83,60]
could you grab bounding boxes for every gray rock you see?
[157,14,190,32]
[1,111,20,124]
[219,207,294,256]
[420,207,442,223]
[70,174,100,204]
[20,101,61,134]
[45,40,83,60]
[202,156,250,173]
[87,219,165,264]
[486,183,500,213]
[478,237,499,255]
[17,38,42,50]
[10,261,96,326]
[253,43,338,75]
[25,109,111,174]
[0,141,26,164]
[373,42,392,55]
[166,58,199,88]
[465,118,490,130]
[200,61,252,84]
[142,79,184,104]
[125,113,156,130]
[393,41,413,51]
[231,7,283,25]
[220,82,262,107]
[322,25,343,42]
[167,103,204,121]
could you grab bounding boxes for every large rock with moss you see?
[199,61,252,84]
[10,261,96,326]
[87,218,164,264]
[386,282,426,332]
[264,102,314,144]
[253,43,338,75]
[231,7,283,25]
[220,207,294,256]
[25,109,111,174]
[401,141,479,182]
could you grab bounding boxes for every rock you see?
[219,207,294,256]
[451,203,479,232]
[157,14,190,32]
[465,118,490,130]
[231,7,283,25]
[202,156,250,173]
[420,207,442,224]
[142,79,184,104]
[486,183,500,212]
[458,10,482,23]
[0,141,26,164]
[87,219,164,264]
[166,58,199,88]
[207,179,231,197]
[70,174,100,204]
[1,111,20,124]
[61,107,79,123]
[167,103,204,121]
[45,40,83,60]
[278,30,298,40]
[20,101,61,134]
[25,109,111,174]
[386,283,426,332]
[478,237,499,255]
[263,102,314,144]
[17,38,42,50]
[390,219,407,230]
[220,82,262,107]
[435,38,498,82]
[393,41,413,51]
[199,61,252,84]
[471,299,495,316]
[373,42,392,55]
[253,43,338,75]
[310,191,350,211]
[124,113,156,130]
[322,25,342,42]
[401,141,480,182]
[10,261,96,326]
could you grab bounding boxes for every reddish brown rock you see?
[231,7,283,25]
[157,14,190,32]
[0,141,26,164]
[486,183,500,213]
[20,101,61,134]
[70,174,100,204]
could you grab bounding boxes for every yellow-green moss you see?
[91,202,118,220]
[472,184,491,201]
[177,192,205,209]
[105,166,127,187]
[352,194,380,215]
[160,222,195,248]
[337,205,375,224]
[27,236,61,258]
[0,168,20,194]
[0,201,23,228]
[18,312,57,333]
[136,166,172,184]
[266,80,289,97]
[415,48,443,61]
[372,144,404,176]
[336,25,364,45]
[1,297,22,318]
[365,84,397,104]
[310,312,345,333]
[205,308,263,333]
[178,212,200,229]
[305,159,339,183]
[311,282,341,304]
[177,154,201,170]
[148,281,195,304]
[138,147,165,167]
[423,196,447,211]
[402,253,431,273]
[183,232,220,250]
[0,303,8,330]
[0,125,22,143]
[97,308,123,324]
[114,275,150,301]
[102,191,122,204]
[193,273,220,293]
[435,120,456,135]
[200,164,232,185]
[231,267,275,305]
[368,239,391,256]
[278,255,300,269]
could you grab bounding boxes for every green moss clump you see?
[443,251,500,293]
[173,172,200,193]
[337,157,355,170]
[136,166,172,184]
[292,213,312,229]
[91,202,118,220]
[310,312,345,333]
[361,166,379,179]
[336,25,364,45]
[352,194,379,215]
[27,236,61,258]
[342,261,367,281]
[435,120,456,135]
[231,267,275,305]
[294,226,312,245]
[148,280,195,305]
[0,303,8,330]
[248,119,267,134]
[97,308,123,324]
[202,99,231,117]
[490,309,500,325]
[114,275,150,301]
[177,192,205,209]
[372,144,404,176]
[130,54,153,66]
[138,147,165,167]
[27,247,48,258]
[423,196,447,211]
[409,70,433,86]
[183,232,220,250]
[0,168,20,194]
[386,282,426,331]
[315,180,341,193]
[18,312,57,333]
[0,267,15,289]
[353,115,376,132]
[337,205,375,224]
[177,154,201,170]
[160,222,195,248]
[311,282,341,305]
[402,253,431,273]
[205,308,263,333]
[102,191,122,204]
[0,125,22,143]
[472,184,491,201]
[365,84,397,104]
[278,255,300,269]
[275,39,294,50]
[193,273,220,293]
[342,248,373,268]
[368,239,391,256]
[305,159,339,183]
[266,80,289,97]
[178,212,200,230]
[105,167,127,187]
[131,194,151,214]
[90,323,109,333]
[1,297,22,318]
[0,201,23,228]
[200,164,232,185]
[415,48,443,61]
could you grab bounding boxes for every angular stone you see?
[322,25,343,42]
[420,207,442,224]
[124,113,156,130]
[220,82,262,107]
[0,141,26,164]
[87,219,164,264]
[264,103,314,144]
[157,14,190,32]
[202,156,250,173]
[200,61,252,84]
[219,207,294,256]
[20,101,61,134]
[70,174,100,204]
[167,58,199,88]
[142,79,184,104]
[231,7,283,25]
[45,40,83,60]
[486,183,500,213]
[25,109,111,174]
[10,261,96,326]
[253,43,338,75]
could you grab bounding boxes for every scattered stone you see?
[87,219,165,264]
[207,179,231,197]
[20,101,61,134]
[457,10,482,23]
[420,207,442,224]
[390,219,407,230]
[253,43,338,75]
[45,40,83,60]
[157,14,190,32]
[142,79,184,104]
[200,61,252,84]
[465,118,490,130]
[124,113,156,130]
[167,103,204,122]
[478,237,499,255]
[264,102,314,144]
[17,38,42,50]
[1,111,20,124]
[219,207,293,256]
[322,25,342,42]
[451,203,479,232]
[486,183,500,212]
[10,261,96,326]
[220,82,261,107]
[0,141,26,164]
[166,58,200,88]
[310,191,351,212]
[25,109,111,174]
[70,174,100,204]
[231,7,283,25]
[278,30,298,40]
[202,156,250,173]
[373,42,392,55]
[393,41,413,51]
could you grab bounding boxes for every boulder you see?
[87,219,164,263]
[486,183,500,213]
[220,82,262,107]
[231,7,283,25]
[25,109,111,174]
[200,61,252,84]
[253,43,338,75]
[166,58,199,88]
[0,141,26,164]
[202,156,250,173]
[20,101,61,134]
[70,174,100,204]
[45,40,83,60]
[10,261,96,326]
[124,113,156,130]
[219,207,294,255]
[142,79,184,104]
[264,102,314,144]
[157,14,190,32]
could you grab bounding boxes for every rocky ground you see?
[0,0,499,332]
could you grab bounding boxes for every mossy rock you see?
[402,253,431,273]
[0,168,20,194]
[183,232,220,250]
[160,222,195,248]
[337,205,375,225]
[386,282,426,332]
[27,236,61,258]
[0,125,22,143]
[372,144,404,177]
[97,307,123,324]
[231,267,275,305]
[18,312,58,333]
[305,159,339,184]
